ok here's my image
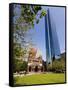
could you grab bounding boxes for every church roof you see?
[36,49,42,58]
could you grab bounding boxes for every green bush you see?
[52,59,65,73]
[13,60,28,73]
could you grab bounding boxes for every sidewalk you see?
[13,72,45,77]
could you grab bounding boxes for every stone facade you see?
[27,48,43,73]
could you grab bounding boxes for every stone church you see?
[27,48,44,73]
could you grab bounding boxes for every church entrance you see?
[41,66,43,72]
[29,66,31,72]
[35,66,38,72]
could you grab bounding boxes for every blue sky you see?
[27,6,65,61]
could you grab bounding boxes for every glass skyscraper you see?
[45,9,61,63]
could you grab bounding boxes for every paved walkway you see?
[13,72,46,77]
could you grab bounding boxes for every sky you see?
[27,6,65,61]
[14,5,65,61]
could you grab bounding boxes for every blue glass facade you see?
[45,9,61,63]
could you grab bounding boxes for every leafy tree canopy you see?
[14,5,46,31]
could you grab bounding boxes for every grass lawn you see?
[14,73,65,86]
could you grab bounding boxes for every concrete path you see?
[13,72,45,77]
